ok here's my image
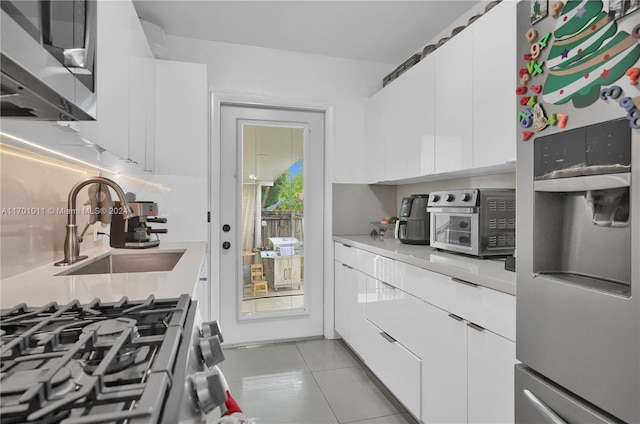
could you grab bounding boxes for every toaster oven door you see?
[430,210,479,255]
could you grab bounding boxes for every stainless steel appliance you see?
[398,194,430,245]
[427,189,515,257]
[1,0,96,120]
[110,201,168,249]
[515,2,640,420]
[517,116,639,423]
[0,294,234,423]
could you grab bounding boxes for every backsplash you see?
[396,172,516,207]
[332,172,516,236]
[0,145,103,278]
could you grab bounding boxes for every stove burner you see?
[81,317,137,338]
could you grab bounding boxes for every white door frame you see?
[209,92,336,344]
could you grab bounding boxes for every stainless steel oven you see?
[1,0,96,120]
[427,189,515,257]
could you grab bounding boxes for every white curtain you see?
[242,183,257,253]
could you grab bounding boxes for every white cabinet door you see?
[334,261,350,339]
[364,89,389,183]
[128,8,155,171]
[347,269,371,360]
[434,28,473,173]
[364,58,436,183]
[382,73,411,182]
[409,56,436,177]
[472,1,517,168]
[467,326,516,424]
[421,303,468,424]
[77,0,131,160]
[154,60,208,176]
[366,278,425,356]
[365,318,422,419]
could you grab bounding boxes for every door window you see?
[241,125,305,315]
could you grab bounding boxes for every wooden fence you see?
[261,210,304,247]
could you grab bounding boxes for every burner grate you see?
[0,294,194,424]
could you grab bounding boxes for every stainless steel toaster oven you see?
[427,189,515,257]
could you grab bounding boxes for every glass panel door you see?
[241,124,305,316]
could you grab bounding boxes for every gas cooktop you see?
[0,294,225,424]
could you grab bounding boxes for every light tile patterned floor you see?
[220,339,419,424]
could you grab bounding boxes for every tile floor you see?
[220,338,419,424]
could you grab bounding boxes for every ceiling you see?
[132,1,483,65]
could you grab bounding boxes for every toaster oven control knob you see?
[444,193,455,202]
[460,192,471,202]
[431,194,440,202]
[199,335,225,369]
[191,367,228,414]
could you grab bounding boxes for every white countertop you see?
[0,242,207,308]
[333,235,516,296]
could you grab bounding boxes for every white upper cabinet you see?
[129,7,156,172]
[364,89,388,183]
[77,0,131,160]
[434,28,474,174]
[154,60,208,176]
[472,0,517,168]
[76,0,155,172]
[363,56,436,183]
[358,2,517,184]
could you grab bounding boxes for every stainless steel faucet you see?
[54,176,135,266]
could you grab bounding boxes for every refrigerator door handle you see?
[523,389,568,424]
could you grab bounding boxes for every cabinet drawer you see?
[334,243,393,282]
[393,261,461,311]
[465,285,515,342]
[335,242,357,267]
[394,261,515,341]
[366,320,422,419]
[366,277,426,355]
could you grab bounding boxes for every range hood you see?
[0,1,96,121]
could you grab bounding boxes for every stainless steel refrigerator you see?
[515,1,640,423]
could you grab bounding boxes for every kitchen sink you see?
[57,250,186,276]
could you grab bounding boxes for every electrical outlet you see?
[93,224,101,242]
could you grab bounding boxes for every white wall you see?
[164,35,394,183]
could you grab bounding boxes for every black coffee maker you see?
[110,201,167,248]
[398,194,430,245]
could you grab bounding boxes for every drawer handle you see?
[343,244,353,248]
[451,278,478,288]
[467,322,485,332]
[448,313,464,322]
[381,281,396,290]
[523,390,568,424]
[379,331,396,343]
[341,263,353,269]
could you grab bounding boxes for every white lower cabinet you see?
[365,318,422,419]
[334,242,516,423]
[333,258,370,361]
[467,325,516,424]
[334,262,350,339]
[422,305,468,424]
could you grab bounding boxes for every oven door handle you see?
[427,207,477,214]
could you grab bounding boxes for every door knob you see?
[222,241,231,250]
